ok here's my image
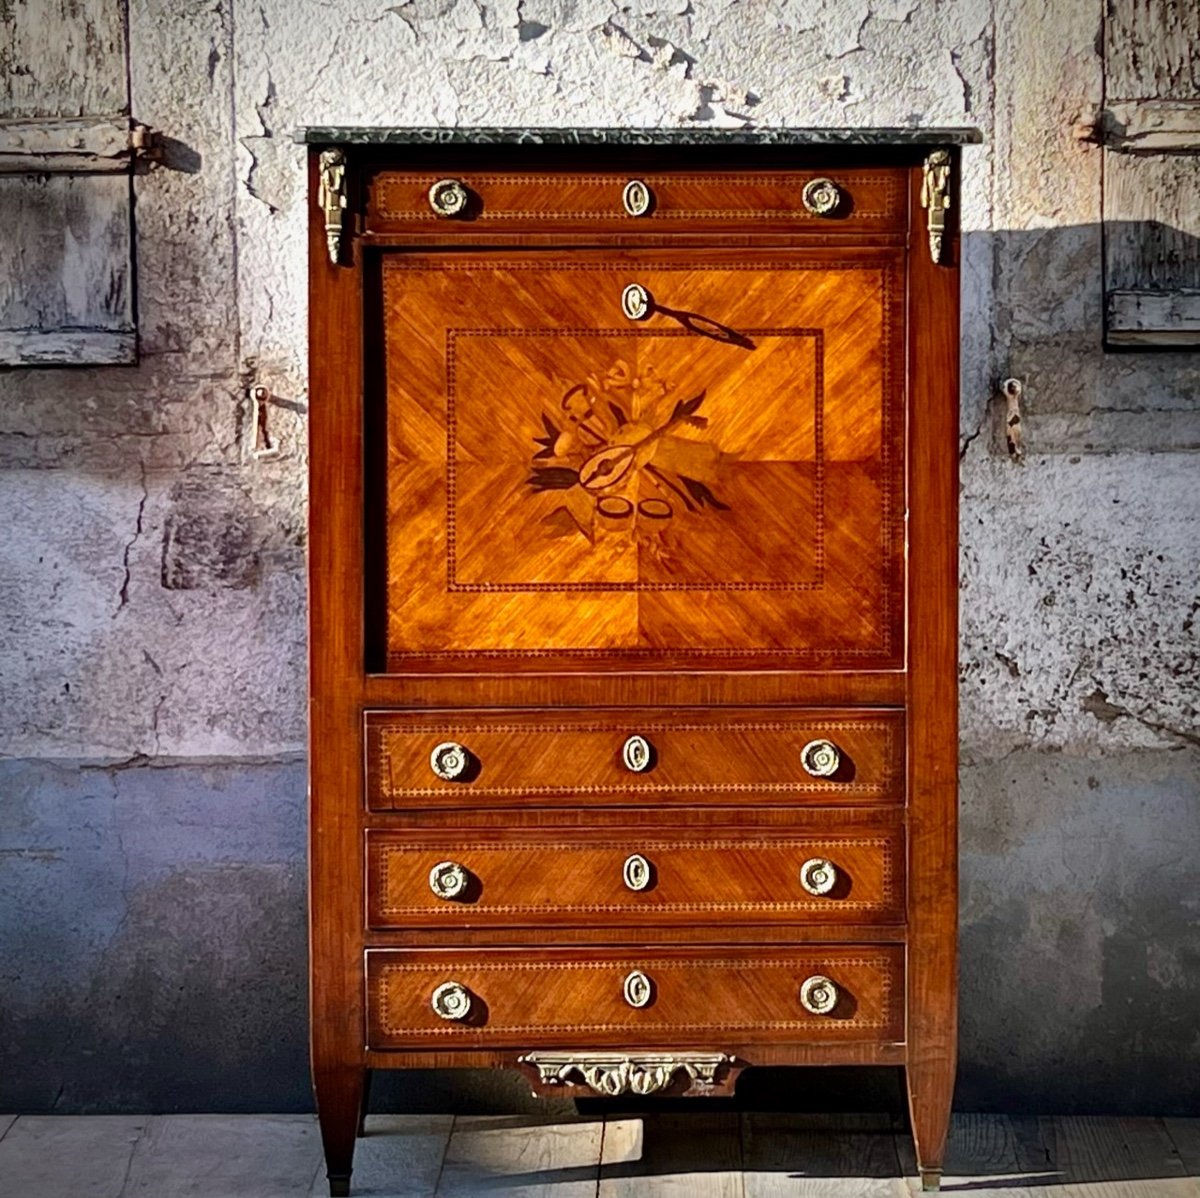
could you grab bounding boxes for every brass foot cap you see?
[329,1175,350,1197]
[920,1167,942,1192]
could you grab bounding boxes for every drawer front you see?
[368,169,906,235]
[366,823,903,928]
[374,247,905,672]
[366,946,903,1049]
[366,708,904,809]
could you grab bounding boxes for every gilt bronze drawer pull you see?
[799,974,839,1015]
[429,741,470,781]
[428,861,468,900]
[799,857,838,896]
[430,981,472,1021]
[428,178,469,217]
[800,739,841,778]
[802,176,842,215]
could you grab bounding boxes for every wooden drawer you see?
[366,945,903,1049]
[367,169,907,235]
[366,820,904,929]
[365,708,904,810]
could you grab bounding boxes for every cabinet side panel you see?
[904,157,960,1173]
[308,150,367,1083]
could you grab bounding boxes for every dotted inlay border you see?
[374,954,897,1037]
[375,836,896,917]
[375,719,898,800]
[377,173,901,223]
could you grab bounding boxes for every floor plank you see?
[123,1114,323,1198]
[309,1115,453,1198]
[0,1115,147,1198]
[743,1112,904,1197]
[600,1112,742,1197]
[1165,1120,1200,1177]
[436,1115,603,1197]
[908,1114,1042,1198]
[1009,1115,1058,1177]
[0,1112,1195,1196]
[897,1113,1056,1198]
[1048,1115,1200,1197]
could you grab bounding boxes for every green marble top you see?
[293,126,982,147]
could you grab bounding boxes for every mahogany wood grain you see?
[361,671,907,709]
[361,229,910,250]
[307,150,369,1198]
[361,1041,908,1072]
[366,945,904,1050]
[903,157,960,1188]
[366,817,904,929]
[365,707,904,810]
[367,923,910,949]
[365,802,905,833]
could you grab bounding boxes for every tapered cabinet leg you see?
[316,1066,365,1197]
[906,1061,953,1192]
[357,1069,373,1138]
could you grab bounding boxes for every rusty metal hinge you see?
[130,122,163,163]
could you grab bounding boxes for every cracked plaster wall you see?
[0,0,1196,1113]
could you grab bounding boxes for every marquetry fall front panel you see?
[380,251,905,671]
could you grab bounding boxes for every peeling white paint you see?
[0,0,1196,765]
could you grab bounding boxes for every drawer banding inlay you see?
[369,951,901,1042]
[371,835,899,919]
[370,713,902,804]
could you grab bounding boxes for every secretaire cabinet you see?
[301,127,974,1196]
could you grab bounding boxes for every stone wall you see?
[1,0,1196,1114]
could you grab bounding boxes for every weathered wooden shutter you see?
[0,0,142,365]
[1103,1,1200,347]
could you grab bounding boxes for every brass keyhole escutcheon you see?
[623,179,653,216]
[623,969,653,1008]
[428,178,469,217]
[623,853,652,891]
[799,974,839,1015]
[621,283,652,321]
[622,734,653,772]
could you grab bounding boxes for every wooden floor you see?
[0,1112,1197,1196]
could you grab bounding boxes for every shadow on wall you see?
[957,221,1200,456]
[0,217,1197,1117]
